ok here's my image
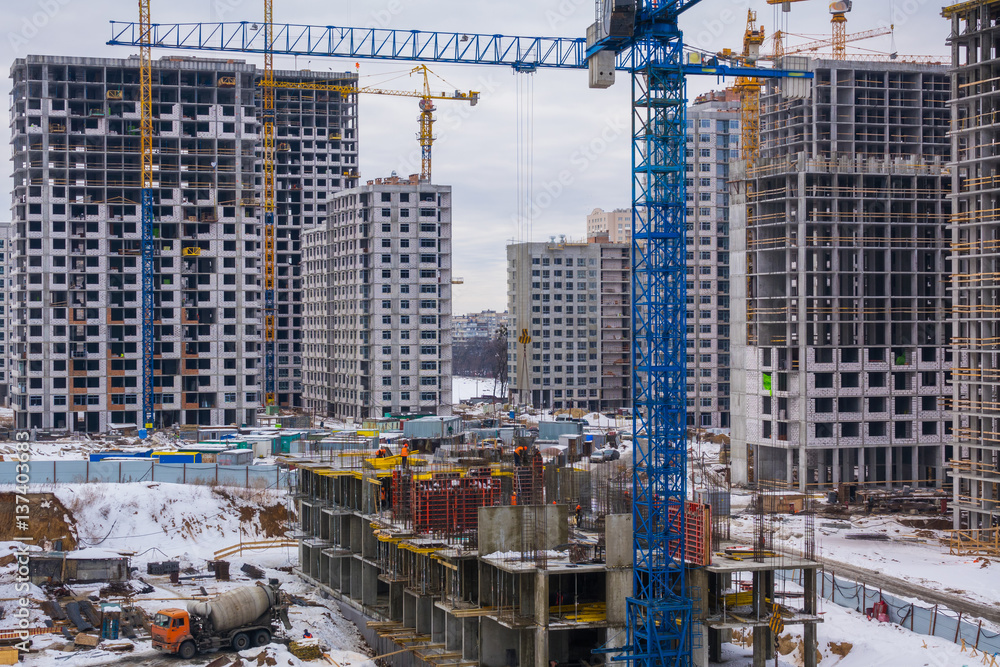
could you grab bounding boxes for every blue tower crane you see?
[109,4,809,664]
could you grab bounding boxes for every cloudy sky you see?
[1,0,950,313]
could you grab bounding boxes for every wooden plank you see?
[449,606,504,618]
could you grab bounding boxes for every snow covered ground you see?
[722,584,975,667]
[0,482,370,666]
[452,376,502,404]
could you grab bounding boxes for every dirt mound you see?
[212,486,293,539]
[0,493,77,549]
[828,641,853,657]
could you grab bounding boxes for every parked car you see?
[589,448,621,463]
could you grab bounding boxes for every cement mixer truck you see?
[151,581,291,659]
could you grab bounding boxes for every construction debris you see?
[289,639,324,660]
[241,563,265,580]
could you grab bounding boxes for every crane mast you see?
[262,0,277,409]
[138,0,155,432]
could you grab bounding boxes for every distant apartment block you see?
[302,175,453,421]
[586,208,632,245]
[453,309,508,343]
[8,54,358,432]
[507,239,630,413]
[685,94,739,429]
[731,59,951,490]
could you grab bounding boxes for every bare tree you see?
[490,325,509,399]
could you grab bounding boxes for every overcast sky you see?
[1,0,950,314]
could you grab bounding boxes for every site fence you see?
[0,460,293,490]
[780,568,1000,657]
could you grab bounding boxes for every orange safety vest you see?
[401,445,409,457]
[511,493,517,506]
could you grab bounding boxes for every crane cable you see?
[514,71,535,405]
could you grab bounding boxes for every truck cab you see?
[151,609,193,656]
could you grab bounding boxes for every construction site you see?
[6,1,1000,667]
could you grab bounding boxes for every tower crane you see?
[109,5,811,664]
[266,67,479,183]
[138,0,155,433]
[262,0,276,410]
[766,0,853,60]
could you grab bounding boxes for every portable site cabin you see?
[217,449,253,466]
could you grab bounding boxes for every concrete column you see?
[798,445,807,493]
[690,568,709,667]
[911,446,919,487]
[885,446,893,487]
[362,562,378,607]
[462,618,480,662]
[403,591,416,629]
[389,582,403,621]
[432,605,446,644]
[858,447,866,484]
[534,571,549,667]
[803,567,818,667]
[752,571,767,667]
[786,449,794,489]
[832,448,841,486]
[417,596,433,636]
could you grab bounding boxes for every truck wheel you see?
[253,629,271,646]
[179,641,197,660]
[232,632,250,651]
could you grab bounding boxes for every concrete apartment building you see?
[685,92,740,429]
[506,239,630,413]
[731,59,952,489]
[452,309,507,344]
[8,54,357,432]
[0,223,10,406]
[302,174,453,421]
[947,2,1000,530]
[586,208,632,244]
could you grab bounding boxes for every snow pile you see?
[51,482,294,564]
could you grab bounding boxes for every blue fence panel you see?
[86,461,121,483]
[802,569,1000,657]
[54,461,89,484]
[120,460,154,482]
[0,460,289,489]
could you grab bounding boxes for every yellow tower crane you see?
[766,0,853,60]
[732,10,766,165]
[262,0,277,409]
[266,71,479,183]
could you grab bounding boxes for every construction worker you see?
[511,491,517,506]
[575,504,582,525]
[380,484,388,510]
[401,441,410,468]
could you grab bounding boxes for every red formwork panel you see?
[666,501,712,566]
[410,472,502,536]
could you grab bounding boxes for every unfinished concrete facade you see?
[7,55,357,431]
[291,448,630,667]
[731,59,952,490]
[947,1,1000,530]
[506,240,630,413]
[301,175,453,421]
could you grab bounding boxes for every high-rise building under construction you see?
[731,58,952,490]
[8,54,358,432]
[945,1,1000,530]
